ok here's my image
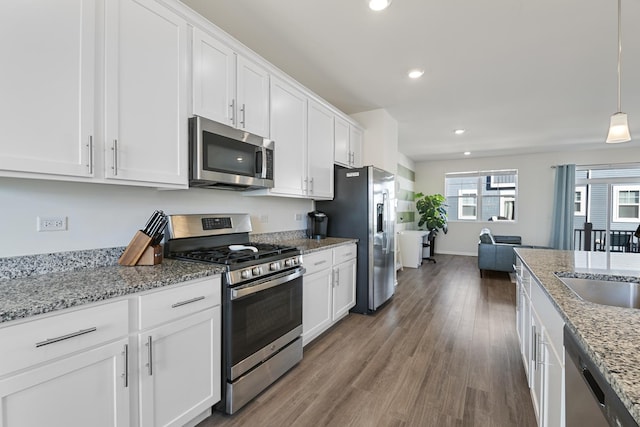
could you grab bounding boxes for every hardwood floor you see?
[198,255,537,427]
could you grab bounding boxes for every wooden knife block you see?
[135,244,163,266]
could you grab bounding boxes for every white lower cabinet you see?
[135,277,222,427]
[0,275,222,427]
[137,308,220,427]
[302,244,357,346]
[0,338,130,427]
[515,256,565,427]
[0,300,130,427]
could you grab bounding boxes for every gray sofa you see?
[478,228,523,277]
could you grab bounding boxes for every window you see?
[445,170,518,222]
[613,185,640,222]
[458,189,477,220]
[575,186,586,216]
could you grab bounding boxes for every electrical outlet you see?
[260,214,268,223]
[295,213,303,221]
[37,216,67,232]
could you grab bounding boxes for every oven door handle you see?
[231,267,306,300]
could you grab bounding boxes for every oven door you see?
[226,267,303,381]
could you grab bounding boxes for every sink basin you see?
[556,276,640,309]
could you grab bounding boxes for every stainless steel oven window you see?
[227,276,302,367]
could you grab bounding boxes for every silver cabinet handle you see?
[146,336,153,376]
[240,103,246,127]
[230,99,235,126]
[112,139,118,176]
[35,327,97,348]
[87,135,94,174]
[171,295,205,308]
[122,344,129,388]
[314,260,327,266]
[309,177,314,194]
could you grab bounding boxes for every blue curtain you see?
[551,164,576,250]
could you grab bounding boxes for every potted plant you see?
[414,193,448,235]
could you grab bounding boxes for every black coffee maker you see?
[307,210,328,239]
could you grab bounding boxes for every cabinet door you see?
[0,339,129,427]
[334,116,350,167]
[192,28,235,127]
[349,126,364,168]
[0,0,94,178]
[237,56,270,138]
[332,258,357,321]
[530,309,544,425]
[302,268,333,346]
[269,78,307,196]
[105,0,188,186]
[138,308,220,427]
[542,341,563,427]
[307,100,334,199]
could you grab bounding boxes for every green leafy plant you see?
[414,193,448,234]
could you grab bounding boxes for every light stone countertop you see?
[0,259,224,324]
[515,248,640,424]
[0,234,356,325]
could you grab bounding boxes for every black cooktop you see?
[170,242,298,266]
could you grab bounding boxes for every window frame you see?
[458,189,478,220]
[444,169,518,223]
[575,186,586,216]
[612,184,640,222]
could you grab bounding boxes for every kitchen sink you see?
[556,276,640,309]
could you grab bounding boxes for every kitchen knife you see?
[143,210,161,236]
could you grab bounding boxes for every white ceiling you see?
[181,0,640,161]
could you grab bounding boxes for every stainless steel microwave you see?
[189,116,274,190]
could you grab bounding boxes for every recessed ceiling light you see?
[454,129,466,135]
[464,151,471,156]
[408,69,424,79]
[369,0,392,11]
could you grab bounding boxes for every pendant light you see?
[606,0,631,143]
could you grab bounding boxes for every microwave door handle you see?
[259,146,267,179]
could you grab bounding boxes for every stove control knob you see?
[241,269,252,279]
[285,258,294,267]
[270,262,280,271]
[252,267,262,276]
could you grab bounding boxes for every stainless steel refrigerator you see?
[316,165,395,313]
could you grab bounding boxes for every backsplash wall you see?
[0,177,313,258]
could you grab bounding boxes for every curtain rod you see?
[550,162,640,169]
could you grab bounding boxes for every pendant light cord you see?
[617,0,622,112]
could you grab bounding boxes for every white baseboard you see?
[434,250,477,257]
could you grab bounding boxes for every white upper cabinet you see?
[192,27,235,127]
[334,116,363,169]
[350,126,363,168]
[192,29,270,138]
[104,0,188,186]
[307,100,334,199]
[334,116,350,168]
[0,0,95,178]
[236,56,270,138]
[268,77,307,197]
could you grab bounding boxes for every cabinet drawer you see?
[303,250,332,276]
[0,299,128,377]
[333,243,357,264]
[138,276,221,330]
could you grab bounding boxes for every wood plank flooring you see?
[198,254,537,427]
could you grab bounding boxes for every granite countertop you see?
[281,237,358,254]
[515,248,640,423]
[0,259,224,325]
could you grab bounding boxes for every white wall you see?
[415,145,640,256]
[350,109,398,174]
[0,178,312,257]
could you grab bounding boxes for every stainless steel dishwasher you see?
[564,327,638,427]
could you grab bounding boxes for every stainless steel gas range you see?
[164,214,304,414]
